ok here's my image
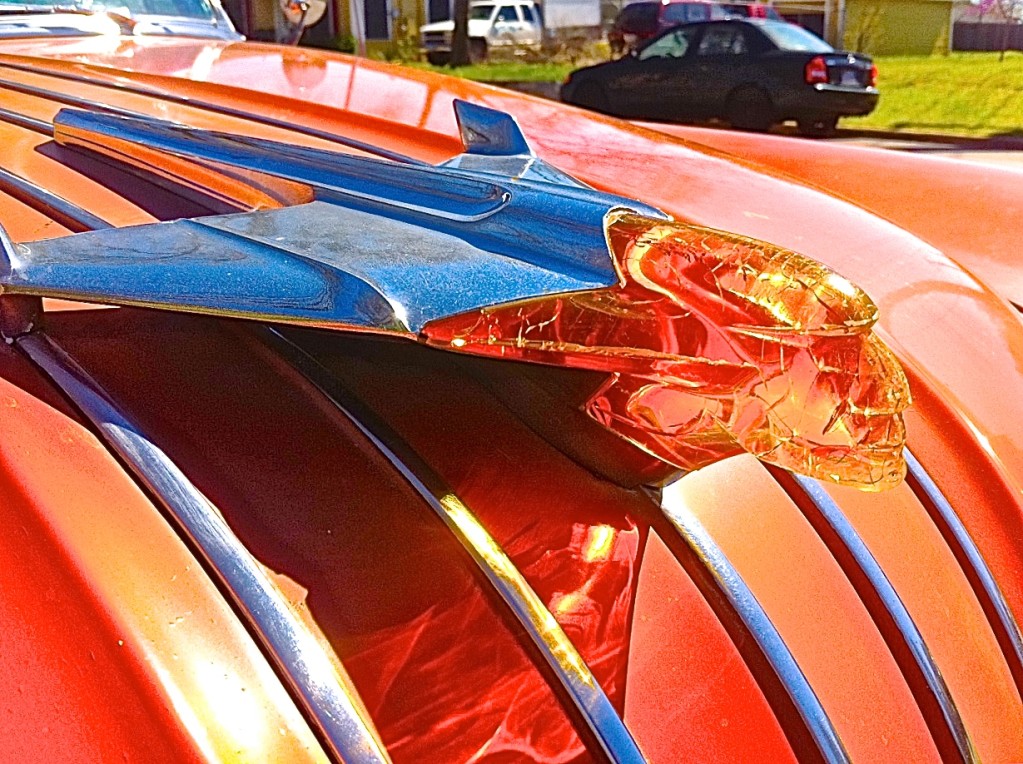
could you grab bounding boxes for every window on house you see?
[363,0,389,39]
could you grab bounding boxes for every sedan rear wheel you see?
[726,87,775,132]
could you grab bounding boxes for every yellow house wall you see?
[250,0,275,33]
[844,0,952,55]
[333,0,422,52]
[335,0,352,37]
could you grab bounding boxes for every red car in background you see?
[609,0,782,56]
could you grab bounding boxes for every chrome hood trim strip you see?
[0,104,52,134]
[262,326,648,764]
[791,475,977,762]
[659,484,851,764]
[905,448,1023,696]
[17,331,391,764]
[0,74,173,124]
[0,63,424,165]
[0,165,111,232]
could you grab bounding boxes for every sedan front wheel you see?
[574,83,611,115]
[726,87,775,132]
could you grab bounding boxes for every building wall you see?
[844,0,953,54]
[331,0,425,54]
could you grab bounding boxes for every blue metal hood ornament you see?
[0,101,665,334]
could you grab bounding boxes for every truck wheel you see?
[426,52,450,66]
[469,39,488,63]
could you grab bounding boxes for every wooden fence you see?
[953,22,1023,51]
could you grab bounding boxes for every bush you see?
[335,33,356,54]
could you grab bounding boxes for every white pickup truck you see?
[419,0,543,64]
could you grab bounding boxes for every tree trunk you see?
[450,0,470,66]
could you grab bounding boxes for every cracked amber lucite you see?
[423,211,910,490]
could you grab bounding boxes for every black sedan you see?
[562,19,878,135]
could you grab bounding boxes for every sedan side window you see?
[697,27,748,55]
[637,28,694,60]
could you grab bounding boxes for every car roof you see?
[631,17,775,52]
[620,0,762,6]
[618,0,719,7]
[654,17,780,28]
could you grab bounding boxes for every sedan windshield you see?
[758,20,833,52]
[0,0,216,21]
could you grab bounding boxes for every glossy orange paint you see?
[900,366,1023,691]
[280,328,807,763]
[0,189,70,242]
[815,480,1023,760]
[2,32,1023,761]
[663,456,940,762]
[0,119,154,231]
[45,310,596,763]
[625,532,797,764]
[0,44,463,161]
[638,124,1023,308]
[0,342,327,762]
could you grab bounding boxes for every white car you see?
[419,0,543,64]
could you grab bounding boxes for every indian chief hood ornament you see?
[0,101,910,490]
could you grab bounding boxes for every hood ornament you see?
[0,101,909,489]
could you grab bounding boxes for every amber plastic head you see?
[422,212,910,491]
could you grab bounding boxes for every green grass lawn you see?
[410,51,1023,138]
[405,59,577,82]
[844,52,1023,137]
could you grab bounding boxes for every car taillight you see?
[805,56,829,85]
[869,63,878,87]
[422,212,910,491]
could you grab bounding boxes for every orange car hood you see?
[1,35,1022,761]
[0,35,1017,483]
